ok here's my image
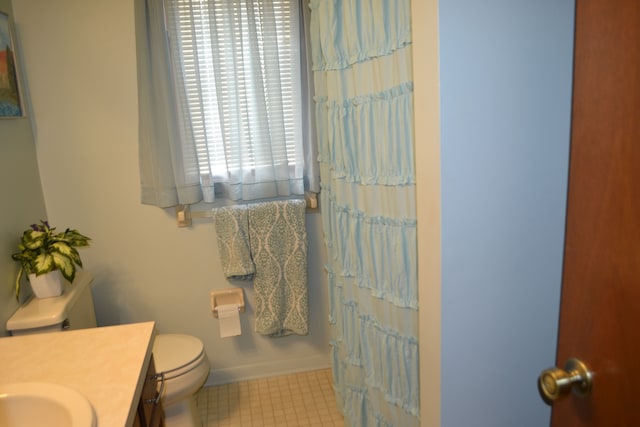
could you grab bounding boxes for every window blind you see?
[164,0,304,201]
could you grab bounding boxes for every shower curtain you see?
[308,1,418,426]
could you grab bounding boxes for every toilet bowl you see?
[5,272,210,427]
[153,334,210,426]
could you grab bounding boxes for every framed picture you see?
[0,11,23,117]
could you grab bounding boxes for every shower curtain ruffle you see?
[321,192,418,308]
[327,275,420,412]
[315,82,415,185]
[341,382,419,427]
[309,0,412,71]
[310,0,418,425]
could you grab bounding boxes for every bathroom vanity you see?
[0,321,159,426]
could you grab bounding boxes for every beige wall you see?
[0,0,48,335]
[412,1,441,425]
[10,0,330,383]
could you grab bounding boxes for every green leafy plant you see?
[11,220,91,299]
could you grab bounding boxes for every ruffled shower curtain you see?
[308,1,419,426]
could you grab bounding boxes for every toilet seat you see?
[153,334,206,380]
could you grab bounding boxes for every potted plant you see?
[11,220,91,299]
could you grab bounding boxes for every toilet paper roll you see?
[217,304,241,338]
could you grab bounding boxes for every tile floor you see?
[197,368,344,426]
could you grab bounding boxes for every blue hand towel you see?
[248,200,308,336]
[213,205,255,280]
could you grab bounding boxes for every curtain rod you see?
[175,193,318,227]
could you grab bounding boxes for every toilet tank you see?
[6,271,97,336]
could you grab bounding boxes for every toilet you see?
[153,334,210,425]
[5,271,210,427]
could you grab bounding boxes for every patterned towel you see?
[213,205,255,280]
[248,200,309,336]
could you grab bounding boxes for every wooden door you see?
[549,0,640,425]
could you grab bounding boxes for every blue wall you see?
[439,1,575,425]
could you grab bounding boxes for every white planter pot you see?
[28,271,64,298]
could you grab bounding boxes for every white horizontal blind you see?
[164,0,304,201]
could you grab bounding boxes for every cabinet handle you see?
[145,372,165,405]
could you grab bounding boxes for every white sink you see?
[0,382,96,427]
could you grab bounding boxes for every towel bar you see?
[176,193,318,227]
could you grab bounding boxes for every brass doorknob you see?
[538,358,593,405]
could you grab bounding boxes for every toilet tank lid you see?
[5,272,93,332]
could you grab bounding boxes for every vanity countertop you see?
[0,321,156,426]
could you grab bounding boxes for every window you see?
[164,0,306,202]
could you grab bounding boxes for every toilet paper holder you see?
[210,288,245,318]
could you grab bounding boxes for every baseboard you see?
[204,354,331,387]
